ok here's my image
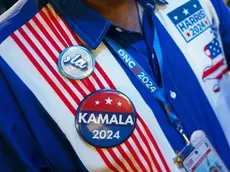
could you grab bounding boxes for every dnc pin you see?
[58,46,95,80]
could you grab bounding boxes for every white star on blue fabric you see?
[193,4,197,8]
[174,16,178,20]
[182,8,189,15]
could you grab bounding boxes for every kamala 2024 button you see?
[76,90,137,148]
[58,46,95,80]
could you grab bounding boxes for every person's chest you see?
[1,0,230,171]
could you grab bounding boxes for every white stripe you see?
[111,147,134,171]
[44,5,69,46]
[128,137,151,172]
[56,13,79,46]
[29,16,88,101]
[88,75,100,90]
[103,150,122,172]
[36,11,92,98]
[28,20,59,57]
[119,143,143,171]
[16,29,78,109]
[203,64,228,80]
[94,68,110,89]
[77,81,91,95]
[22,24,85,103]
[133,129,157,171]
[36,13,66,50]
[137,120,167,172]
[212,55,225,65]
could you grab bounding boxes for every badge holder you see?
[174,130,229,172]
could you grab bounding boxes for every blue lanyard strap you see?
[104,35,190,145]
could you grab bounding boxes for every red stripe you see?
[27,19,88,98]
[37,13,88,97]
[11,32,76,114]
[56,12,84,46]
[96,148,119,172]
[39,9,68,48]
[216,67,229,80]
[125,140,148,171]
[55,14,108,92]
[202,59,224,79]
[91,72,105,89]
[107,148,129,172]
[55,12,109,92]
[80,77,97,93]
[95,63,116,90]
[33,16,62,53]
[136,124,162,172]
[41,8,97,93]
[116,145,138,171]
[24,23,82,105]
[138,116,170,172]
[131,134,154,172]
[45,5,73,46]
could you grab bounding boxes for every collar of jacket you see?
[48,0,168,49]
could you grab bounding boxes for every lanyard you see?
[104,29,190,145]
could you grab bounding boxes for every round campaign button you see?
[75,89,137,148]
[58,46,95,80]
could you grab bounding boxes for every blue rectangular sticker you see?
[168,0,210,42]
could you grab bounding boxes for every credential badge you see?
[58,46,95,80]
[75,89,137,148]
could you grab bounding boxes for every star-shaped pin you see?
[95,100,100,105]
[182,8,189,16]
[105,97,113,105]
[117,102,122,106]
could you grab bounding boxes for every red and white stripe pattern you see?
[202,58,229,82]
[6,4,176,172]
[202,38,229,92]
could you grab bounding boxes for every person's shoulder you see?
[0,0,47,43]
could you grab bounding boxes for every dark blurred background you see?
[0,0,18,15]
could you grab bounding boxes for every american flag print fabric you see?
[202,20,229,93]
[0,3,181,172]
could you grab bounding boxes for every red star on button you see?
[186,32,190,37]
